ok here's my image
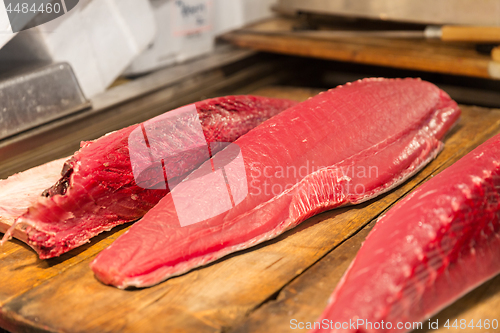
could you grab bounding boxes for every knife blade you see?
[241,26,500,43]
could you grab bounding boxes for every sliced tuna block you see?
[91,78,461,288]
[309,133,500,333]
[2,95,297,259]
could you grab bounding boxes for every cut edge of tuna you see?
[0,157,68,245]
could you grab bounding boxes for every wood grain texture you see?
[440,26,500,43]
[222,18,495,79]
[0,87,500,333]
[493,46,500,63]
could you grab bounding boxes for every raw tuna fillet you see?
[3,95,297,259]
[0,158,67,241]
[310,134,500,333]
[91,78,461,288]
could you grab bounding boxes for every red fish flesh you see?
[90,78,461,288]
[2,95,297,259]
[310,133,500,333]
[0,158,67,242]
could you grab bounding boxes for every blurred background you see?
[1,0,500,176]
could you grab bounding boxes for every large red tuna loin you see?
[91,78,461,288]
[0,158,67,241]
[3,95,297,259]
[309,134,500,333]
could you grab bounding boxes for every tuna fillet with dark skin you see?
[2,95,297,259]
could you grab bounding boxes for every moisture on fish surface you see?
[310,133,500,333]
[90,78,461,289]
[1,95,297,259]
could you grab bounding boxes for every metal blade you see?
[240,29,427,40]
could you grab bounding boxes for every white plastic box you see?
[127,0,215,75]
[213,0,244,36]
[127,0,277,75]
[0,0,156,97]
[241,0,276,26]
[215,0,276,35]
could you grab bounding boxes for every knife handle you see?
[493,46,500,62]
[440,25,500,43]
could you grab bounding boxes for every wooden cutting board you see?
[1,86,500,333]
[221,18,500,80]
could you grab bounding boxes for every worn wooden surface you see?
[1,86,500,333]
[222,18,500,80]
